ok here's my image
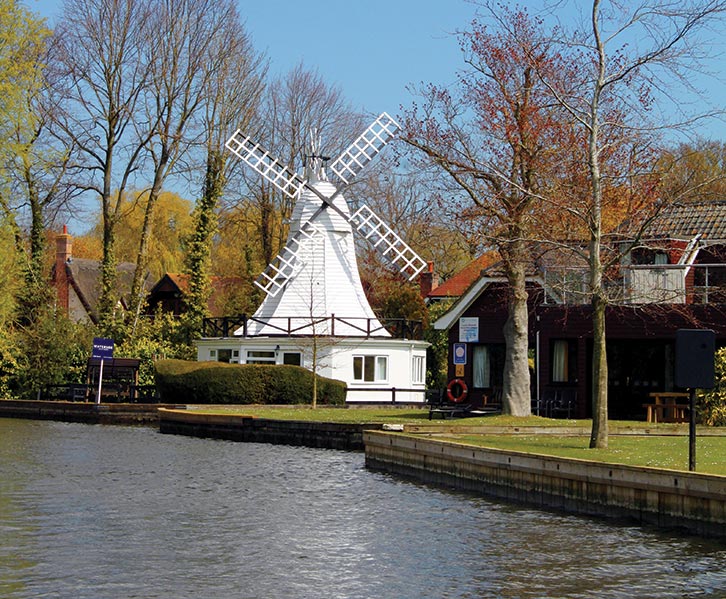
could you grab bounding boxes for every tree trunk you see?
[502,248,531,416]
[98,217,118,334]
[589,291,608,448]
[130,157,168,318]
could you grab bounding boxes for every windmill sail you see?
[225,112,426,301]
[226,132,306,199]
[330,112,400,185]
[350,205,426,280]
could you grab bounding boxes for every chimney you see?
[55,225,72,314]
[419,261,439,298]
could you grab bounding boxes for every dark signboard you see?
[92,337,114,360]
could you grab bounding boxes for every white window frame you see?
[412,355,425,384]
[353,355,389,383]
[246,350,276,365]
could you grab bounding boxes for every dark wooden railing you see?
[202,315,424,340]
[39,383,160,403]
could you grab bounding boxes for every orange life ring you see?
[446,378,468,403]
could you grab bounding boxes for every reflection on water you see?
[1,418,726,599]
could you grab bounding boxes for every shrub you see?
[155,359,347,405]
[116,314,195,386]
[697,347,726,426]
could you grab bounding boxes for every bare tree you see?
[50,0,154,332]
[182,3,267,340]
[128,0,261,316]
[537,0,726,447]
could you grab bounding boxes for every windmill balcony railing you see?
[202,315,424,340]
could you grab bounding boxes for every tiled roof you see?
[150,273,247,315]
[66,258,143,319]
[647,201,726,241]
[428,253,498,298]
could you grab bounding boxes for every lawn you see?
[186,405,726,474]
[187,405,670,428]
[449,434,726,475]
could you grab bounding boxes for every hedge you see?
[154,359,347,405]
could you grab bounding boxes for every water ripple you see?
[1,418,726,599]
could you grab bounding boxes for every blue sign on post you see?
[453,342,467,365]
[92,338,114,404]
[92,338,114,360]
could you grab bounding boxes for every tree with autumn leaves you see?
[403,8,567,416]
[405,0,725,443]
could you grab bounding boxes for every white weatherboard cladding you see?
[239,176,388,337]
[195,337,428,402]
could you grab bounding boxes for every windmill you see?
[201,112,429,403]
[225,113,426,337]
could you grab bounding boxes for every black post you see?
[689,387,697,471]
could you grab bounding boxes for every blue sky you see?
[29,0,479,118]
[28,0,725,138]
[237,0,480,117]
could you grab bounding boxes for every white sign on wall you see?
[459,317,479,343]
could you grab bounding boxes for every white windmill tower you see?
[196,113,429,403]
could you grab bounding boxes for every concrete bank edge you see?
[364,430,726,539]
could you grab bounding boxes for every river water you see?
[2,418,726,599]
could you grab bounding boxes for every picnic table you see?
[642,391,690,423]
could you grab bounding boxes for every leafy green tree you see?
[697,348,726,426]
[0,218,21,398]
[11,308,94,399]
[116,312,194,386]
[87,190,193,280]
[424,300,454,389]
[182,152,223,341]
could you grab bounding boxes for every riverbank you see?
[364,430,726,539]
[0,399,186,425]
[157,407,383,450]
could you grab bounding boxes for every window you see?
[209,349,216,358]
[551,339,576,383]
[473,345,491,388]
[283,352,301,366]
[412,355,425,384]
[353,355,388,382]
[246,350,276,364]
[552,340,568,382]
[217,349,233,363]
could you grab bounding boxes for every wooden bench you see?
[426,388,472,419]
[644,391,690,423]
[642,402,690,423]
[429,403,472,419]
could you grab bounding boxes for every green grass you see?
[449,434,726,475]
[186,405,726,474]
[187,405,580,426]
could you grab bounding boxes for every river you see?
[1,418,726,598]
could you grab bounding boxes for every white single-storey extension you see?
[196,333,428,403]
